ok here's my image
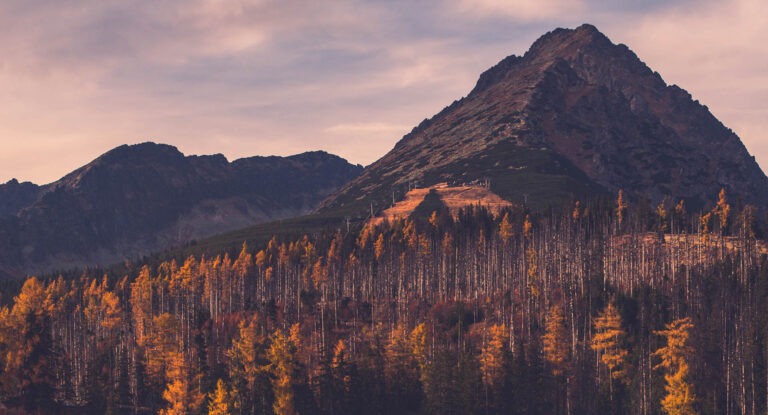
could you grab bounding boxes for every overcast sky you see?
[1,0,766,184]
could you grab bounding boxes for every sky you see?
[0,0,766,184]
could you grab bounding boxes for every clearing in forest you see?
[370,183,514,225]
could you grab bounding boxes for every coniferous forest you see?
[1,189,767,415]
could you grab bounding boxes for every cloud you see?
[0,0,765,183]
[453,0,585,20]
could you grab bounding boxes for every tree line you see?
[0,189,766,415]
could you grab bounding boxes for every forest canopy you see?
[0,191,765,415]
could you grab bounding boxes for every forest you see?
[0,189,766,415]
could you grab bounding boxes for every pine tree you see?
[654,317,696,415]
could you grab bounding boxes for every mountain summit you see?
[321,24,768,214]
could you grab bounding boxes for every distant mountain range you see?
[0,143,362,279]
[320,24,768,214]
[2,23,767,279]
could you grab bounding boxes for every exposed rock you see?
[320,24,768,215]
[0,179,41,217]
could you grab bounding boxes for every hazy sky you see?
[1,0,766,184]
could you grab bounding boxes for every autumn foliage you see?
[0,191,762,414]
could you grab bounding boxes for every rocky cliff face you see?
[0,179,41,217]
[320,24,768,215]
[0,142,362,278]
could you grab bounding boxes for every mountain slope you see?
[0,142,362,279]
[320,24,768,216]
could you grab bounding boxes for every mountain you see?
[320,24,768,215]
[0,142,362,279]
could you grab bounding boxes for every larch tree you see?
[699,212,712,243]
[591,302,629,397]
[268,325,299,415]
[713,188,730,235]
[543,305,569,377]
[208,379,233,415]
[616,190,628,227]
[479,323,506,412]
[385,323,422,413]
[0,277,55,405]
[656,201,669,234]
[499,212,514,244]
[227,315,269,415]
[410,323,428,383]
[654,317,696,415]
[159,351,204,415]
[543,305,571,415]
[146,313,181,386]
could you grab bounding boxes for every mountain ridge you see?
[0,142,362,279]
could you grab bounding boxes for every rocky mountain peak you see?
[526,24,611,59]
[93,142,189,166]
[320,24,768,215]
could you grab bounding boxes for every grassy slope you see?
[161,143,605,262]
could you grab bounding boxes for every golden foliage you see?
[429,211,440,229]
[526,247,539,297]
[654,317,696,415]
[410,323,428,377]
[375,233,386,261]
[499,212,514,243]
[479,323,506,389]
[523,215,533,240]
[227,315,265,392]
[713,188,730,232]
[616,190,628,226]
[130,265,154,348]
[0,277,53,397]
[699,212,712,243]
[657,201,668,233]
[208,379,233,415]
[159,352,204,415]
[332,339,347,371]
[268,326,299,415]
[146,313,181,384]
[591,302,628,381]
[572,200,582,222]
[543,305,569,376]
